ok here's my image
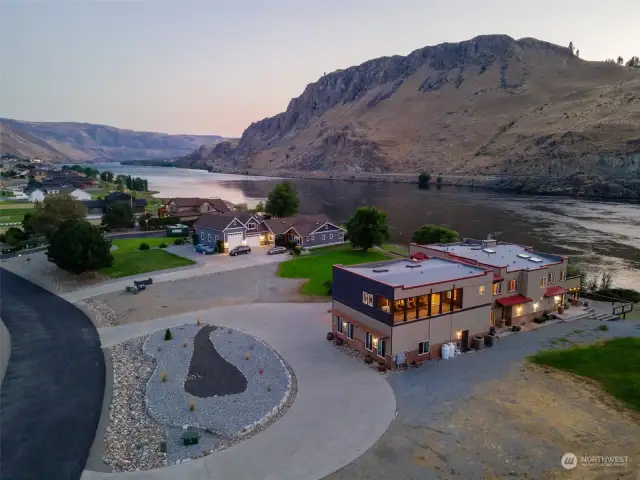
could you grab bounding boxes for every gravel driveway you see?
[326,317,640,480]
[88,263,311,326]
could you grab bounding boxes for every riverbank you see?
[133,161,639,200]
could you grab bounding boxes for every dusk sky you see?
[1,0,637,137]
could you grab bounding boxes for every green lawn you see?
[278,244,391,296]
[381,243,409,256]
[0,207,33,224]
[101,236,195,278]
[0,200,33,207]
[529,337,640,410]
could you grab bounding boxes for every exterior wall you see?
[332,267,396,326]
[392,304,491,354]
[331,314,393,368]
[332,301,392,337]
[70,189,91,200]
[195,226,223,245]
[305,225,345,248]
[28,190,45,202]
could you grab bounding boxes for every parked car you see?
[229,245,251,256]
[194,244,216,254]
[267,246,287,255]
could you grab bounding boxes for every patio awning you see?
[496,295,532,307]
[544,286,567,297]
[493,274,504,282]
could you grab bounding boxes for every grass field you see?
[101,236,195,278]
[278,244,391,296]
[0,207,34,224]
[0,200,33,207]
[529,337,640,410]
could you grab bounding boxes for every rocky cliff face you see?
[177,34,640,188]
[0,118,224,162]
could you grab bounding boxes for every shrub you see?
[196,316,201,325]
[188,402,196,411]
[159,441,167,453]
[245,352,251,360]
[139,242,150,250]
[216,239,224,253]
[164,328,172,341]
[323,280,333,294]
[597,324,609,331]
[174,238,184,245]
[159,242,167,248]
[364,355,373,364]
[161,370,167,382]
[335,337,344,346]
[267,384,272,392]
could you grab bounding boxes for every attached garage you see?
[226,232,244,250]
[246,235,261,247]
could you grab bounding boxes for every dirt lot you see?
[83,263,313,326]
[326,364,640,480]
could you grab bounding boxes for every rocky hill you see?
[178,34,640,190]
[0,118,223,162]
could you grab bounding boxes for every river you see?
[93,163,640,290]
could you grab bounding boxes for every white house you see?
[61,187,91,201]
[27,188,46,202]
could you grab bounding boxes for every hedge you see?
[147,216,181,230]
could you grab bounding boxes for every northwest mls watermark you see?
[561,453,630,470]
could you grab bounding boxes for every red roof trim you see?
[544,286,567,297]
[496,295,532,307]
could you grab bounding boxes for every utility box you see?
[182,429,200,446]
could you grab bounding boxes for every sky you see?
[1,0,638,137]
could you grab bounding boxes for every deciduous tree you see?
[26,194,87,239]
[265,182,300,218]
[102,202,134,229]
[47,219,113,274]
[412,224,459,245]
[346,206,389,252]
[569,41,574,56]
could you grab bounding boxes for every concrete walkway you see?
[83,303,396,480]
[0,268,105,480]
[61,253,286,303]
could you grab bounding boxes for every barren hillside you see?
[180,35,640,181]
[0,118,223,162]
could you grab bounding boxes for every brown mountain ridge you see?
[179,34,640,187]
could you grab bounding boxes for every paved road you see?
[0,268,105,480]
[82,303,396,480]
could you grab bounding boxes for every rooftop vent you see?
[528,257,543,263]
[372,269,389,273]
[406,264,422,269]
[470,246,482,250]
[483,248,496,254]
[517,253,531,259]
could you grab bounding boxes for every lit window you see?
[365,332,373,350]
[508,279,517,292]
[548,272,555,284]
[346,322,354,340]
[377,339,386,358]
[560,271,566,281]
[490,310,495,326]
[479,286,486,295]
[540,277,547,288]
[362,292,373,306]
[336,316,343,334]
[418,341,430,355]
[492,283,502,295]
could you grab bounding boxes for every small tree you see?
[412,225,459,245]
[0,227,27,248]
[265,182,300,218]
[253,200,265,213]
[576,49,580,58]
[617,56,624,65]
[346,206,389,252]
[26,194,87,239]
[418,173,431,189]
[569,41,574,56]
[626,56,640,68]
[47,219,113,274]
[102,202,134,229]
[164,328,172,341]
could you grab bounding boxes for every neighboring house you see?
[262,214,346,248]
[409,238,581,327]
[331,257,494,368]
[194,213,267,251]
[24,186,46,202]
[59,187,91,201]
[165,198,230,220]
[81,192,148,215]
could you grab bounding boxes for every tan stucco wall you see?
[332,301,392,337]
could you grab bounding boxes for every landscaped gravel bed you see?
[76,298,122,328]
[144,323,293,438]
[103,336,167,471]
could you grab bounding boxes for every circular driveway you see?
[83,302,396,480]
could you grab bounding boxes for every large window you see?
[548,272,555,284]
[508,279,517,292]
[417,294,430,318]
[346,322,354,340]
[452,288,463,310]
[362,292,373,306]
[377,339,386,358]
[365,332,373,351]
[540,277,547,288]
[393,299,406,323]
[336,316,344,334]
[431,292,441,315]
[492,282,502,295]
[418,341,430,355]
[376,296,391,313]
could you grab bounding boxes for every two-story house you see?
[331,257,494,368]
[409,238,581,327]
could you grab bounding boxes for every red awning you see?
[493,274,504,282]
[411,252,428,260]
[496,295,532,307]
[544,286,567,297]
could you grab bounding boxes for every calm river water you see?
[95,164,640,289]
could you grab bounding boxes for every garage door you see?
[246,235,261,247]
[227,232,243,250]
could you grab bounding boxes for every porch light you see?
[554,295,561,302]
[456,330,462,339]
[516,305,523,315]
[533,302,539,310]
[372,337,378,347]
